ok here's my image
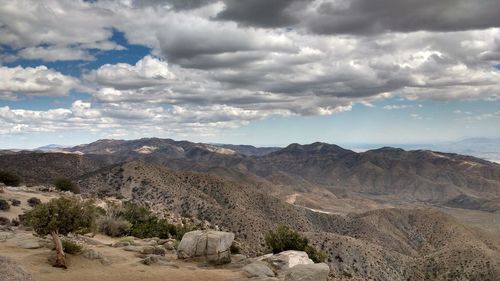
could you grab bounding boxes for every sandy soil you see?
[0,231,244,281]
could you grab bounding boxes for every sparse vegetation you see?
[0,216,10,225]
[27,197,41,207]
[9,198,21,206]
[97,216,132,237]
[0,198,10,211]
[23,197,99,268]
[0,171,21,187]
[265,224,326,263]
[54,177,80,194]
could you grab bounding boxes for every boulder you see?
[284,263,330,281]
[0,256,35,281]
[243,261,275,278]
[177,230,234,264]
[265,251,314,270]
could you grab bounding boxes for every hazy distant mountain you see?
[213,144,281,156]
[3,138,500,207]
[434,138,500,161]
[35,144,68,152]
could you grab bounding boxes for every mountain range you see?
[1,137,500,280]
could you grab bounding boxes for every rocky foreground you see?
[0,186,331,281]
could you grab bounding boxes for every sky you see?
[1,0,500,149]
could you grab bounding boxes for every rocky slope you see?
[76,161,500,280]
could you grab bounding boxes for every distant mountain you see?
[2,138,500,279]
[3,138,500,207]
[35,144,68,152]
[213,144,281,156]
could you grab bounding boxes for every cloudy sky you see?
[1,0,500,148]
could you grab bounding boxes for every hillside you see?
[75,161,500,280]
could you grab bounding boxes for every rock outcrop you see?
[0,256,35,281]
[264,251,314,270]
[242,261,275,278]
[177,230,234,264]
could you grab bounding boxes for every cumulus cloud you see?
[0,65,79,99]
[85,55,175,89]
[1,0,500,138]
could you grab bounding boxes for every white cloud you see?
[17,46,95,62]
[0,65,79,99]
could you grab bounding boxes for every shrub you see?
[9,198,21,206]
[97,216,132,237]
[230,243,241,254]
[10,218,20,226]
[0,199,10,211]
[62,239,82,254]
[27,197,41,207]
[23,197,99,268]
[265,225,326,263]
[0,171,21,187]
[120,202,179,239]
[54,177,80,194]
[0,216,10,225]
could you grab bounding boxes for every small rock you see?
[123,245,142,252]
[0,231,14,241]
[243,261,275,278]
[140,246,155,255]
[113,241,131,247]
[16,240,43,249]
[163,241,175,251]
[142,255,160,265]
[284,263,330,281]
[153,246,166,256]
[82,249,103,260]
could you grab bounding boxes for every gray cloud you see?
[308,0,500,35]
[215,0,307,28]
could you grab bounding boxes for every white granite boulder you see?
[177,230,234,264]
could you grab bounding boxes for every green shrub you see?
[265,225,326,263]
[97,216,132,237]
[174,223,194,240]
[27,197,41,207]
[230,243,241,254]
[9,198,21,206]
[0,171,21,187]
[62,239,82,254]
[0,216,10,225]
[54,177,80,194]
[120,202,182,239]
[0,199,10,211]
